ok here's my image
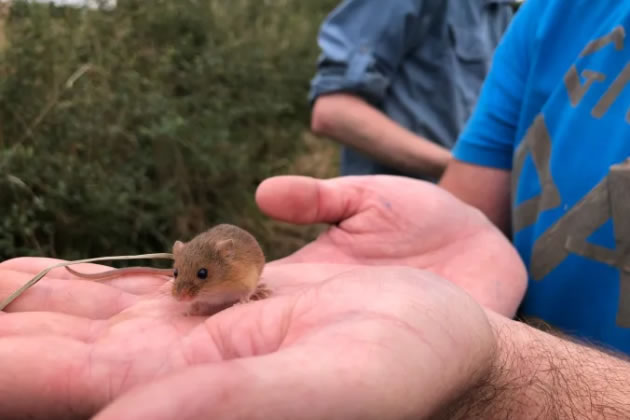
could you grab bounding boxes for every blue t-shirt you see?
[454,0,630,353]
[309,0,514,179]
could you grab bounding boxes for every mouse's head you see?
[170,237,235,301]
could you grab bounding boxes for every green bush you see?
[0,0,338,263]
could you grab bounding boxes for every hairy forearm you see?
[440,311,630,419]
[311,94,451,178]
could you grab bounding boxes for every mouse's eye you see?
[197,268,208,280]
[173,268,178,278]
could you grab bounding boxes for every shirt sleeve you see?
[452,0,542,170]
[308,0,441,106]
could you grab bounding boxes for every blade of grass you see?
[0,253,174,310]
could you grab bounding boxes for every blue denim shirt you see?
[309,0,515,179]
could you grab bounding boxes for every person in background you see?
[308,0,515,181]
[439,0,630,355]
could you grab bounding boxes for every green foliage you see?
[0,0,338,262]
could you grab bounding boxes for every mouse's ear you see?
[173,240,185,255]
[216,239,235,259]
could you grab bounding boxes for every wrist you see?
[430,310,548,419]
[437,309,630,419]
[462,311,563,418]
[428,310,506,419]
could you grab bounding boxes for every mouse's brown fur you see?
[171,224,267,305]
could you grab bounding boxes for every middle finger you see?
[0,257,171,295]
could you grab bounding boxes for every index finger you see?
[0,257,171,295]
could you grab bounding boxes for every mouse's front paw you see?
[250,282,272,301]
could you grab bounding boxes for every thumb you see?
[255,175,362,225]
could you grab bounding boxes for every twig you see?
[0,252,174,310]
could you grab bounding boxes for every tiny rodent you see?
[170,223,269,306]
[65,224,271,310]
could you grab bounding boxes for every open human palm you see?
[256,175,527,316]
[0,258,494,420]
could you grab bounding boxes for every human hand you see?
[256,175,527,316]
[0,258,495,420]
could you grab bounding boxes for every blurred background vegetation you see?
[0,0,340,264]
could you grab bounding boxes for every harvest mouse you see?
[65,224,271,313]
